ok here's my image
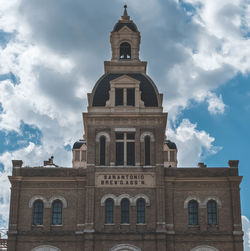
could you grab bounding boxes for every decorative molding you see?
[110,244,141,251]
[29,196,49,208]
[96,131,111,142]
[202,196,222,208]
[184,196,201,208]
[48,196,67,208]
[101,193,150,207]
[190,246,219,251]
[117,194,133,205]
[115,128,136,132]
[140,131,155,142]
[101,194,117,206]
[31,245,61,251]
[132,194,150,206]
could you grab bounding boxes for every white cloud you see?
[242,215,250,251]
[167,119,221,166]
[206,92,226,115]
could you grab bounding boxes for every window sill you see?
[50,224,63,227]
[32,225,44,227]
[120,223,130,225]
[104,223,115,226]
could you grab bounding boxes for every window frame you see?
[100,136,106,166]
[115,132,135,166]
[207,200,217,225]
[121,199,130,224]
[137,198,145,224]
[105,198,114,224]
[188,200,199,225]
[52,200,63,225]
[144,136,151,166]
[33,200,44,226]
[120,42,131,60]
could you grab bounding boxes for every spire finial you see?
[121,4,130,21]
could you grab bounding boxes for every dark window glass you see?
[127,142,135,166]
[137,199,145,223]
[120,42,131,60]
[116,142,124,165]
[115,88,123,106]
[121,199,130,223]
[127,88,135,106]
[170,151,175,162]
[207,200,217,225]
[100,136,106,166]
[127,133,135,140]
[105,199,114,223]
[145,136,150,166]
[33,200,43,225]
[52,200,62,225]
[116,133,124,139]
[188,200,198,225]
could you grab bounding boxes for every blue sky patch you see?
[0,72,20,85]
[64,144,71,152]
[0,30,15,49]
[0,121,42,154]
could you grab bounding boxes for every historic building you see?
[7,6,243,251]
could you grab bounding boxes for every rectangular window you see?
[81,151,86,161]
[116,142,124,165]
[127,142,135,166]
[75,151,80,161]
[115,132,135,166]
[170,151,175,162]
[115,88,123,106]
[127,88,135,106]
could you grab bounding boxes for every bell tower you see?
[104,5,147,74]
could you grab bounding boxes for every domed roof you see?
[164,140,177,150]
[113,21,138,32]
[73,140,86,149]
[92,73,159,107]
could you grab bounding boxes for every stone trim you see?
[101,194,117,206]
[184,196,201,209]
[110,244,141,251]
[48,196,68,208]
[190,245,219,251]
[96,131,111,142]
[132,194,150,206]
[29,196,49,208]
[31,245,61,251]
[203,197,222,208]
[140,131,155,142]
[101,194,150,206]
[184,196,222,209]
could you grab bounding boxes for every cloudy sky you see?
[0,0,250,248]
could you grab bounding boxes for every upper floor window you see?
[115,88,135,106]
[75,151,80,161]
[100,136,106,166]
[137,198,145,223]
[188,200,198,225]
[170,151,175,162]
[105,199,114,224]
[120,42,131,60]
[116,132,135,166]
[145,136,151,166]
[207,200,217,225]
[121,199,130,223]
[33,200,43,225]
[52,200,62,225]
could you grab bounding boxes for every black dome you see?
[164,140,177,150]
[113,21,138,32]
[92,73,159,107]
[73,140,86,149]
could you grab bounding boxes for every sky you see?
[0,0,249,249]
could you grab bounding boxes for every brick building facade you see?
[7,6,243,251]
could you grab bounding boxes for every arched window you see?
[33,200,43,225]
[188,200,198,225]
[207,200,217,225]
[105,199,114,224]
[120,42,131,59]
[100,136,106,166]
[52,200,62,225]
[137,199,145,223]
[121,199,130,223]
[145,136,150,166]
